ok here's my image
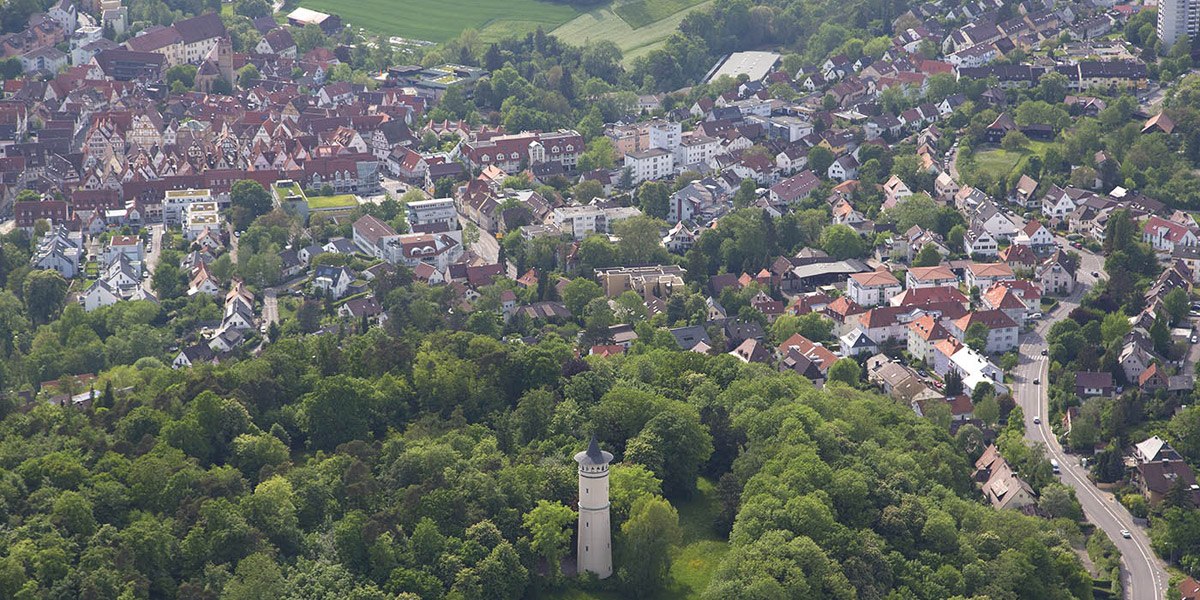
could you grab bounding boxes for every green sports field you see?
[296,0,710,56]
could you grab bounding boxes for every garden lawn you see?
[967,141,1051,183]
[298,0,583,43]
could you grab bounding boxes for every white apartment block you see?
[674,135,720,168]
[163,188,213,227]
[405,197,459,231]
[184,201,221,240]
[1159,0,1199,49]
[647,120,681,151]
[552,205,641,240]
[625,148,675,184]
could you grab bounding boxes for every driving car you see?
[1091,271,1100,278]
[1033,379,1040,385]
[1040,349,1048,356]
[1121,529,1131,539]
[1033,416,1041,424]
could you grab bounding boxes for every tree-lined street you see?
[1013,240,1167,600]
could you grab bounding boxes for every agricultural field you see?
[297,0,708,60]
[297,0,583,42]
[552,0,712,62]
[614,0,707,28]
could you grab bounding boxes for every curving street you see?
[1012,241,1168,600]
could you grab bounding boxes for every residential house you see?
[1014,219,1056,249]
[908,313,952,363]
[981,284,1028,327]
[1074,371,1115,397]
[1143,216,1199,254]
[827,154,859,181]
[965,262,1015,290]
[950,310,1019,354]
[1038,250,1076,295]
[906,264,958,289]
[846,268,902,307]
[769,170,820,204]
[964,228,998,258]
[313,265,353,298]
[974,445,1037,510]
[840,327,879,357]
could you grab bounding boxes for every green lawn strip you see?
[306,194,358,209]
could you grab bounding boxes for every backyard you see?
[962,140,1052,186]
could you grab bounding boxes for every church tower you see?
[574,435,613,579]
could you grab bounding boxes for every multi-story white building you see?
[846,269,902,307]
[163,188,213,226]
[552,205,641,240]
[405,197,459,231]
[625,148,674,184]
[647,120,681,151]
[183,201,221,240]
[1159,0,1199,49]
[674,134,719,168]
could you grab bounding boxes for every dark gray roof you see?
[574,434,613,467]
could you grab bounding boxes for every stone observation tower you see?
[574,435,613,579]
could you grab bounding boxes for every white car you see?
[1121,529,1131,539]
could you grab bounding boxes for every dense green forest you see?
[0,311,1095,598]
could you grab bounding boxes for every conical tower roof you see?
[575,434,613,466]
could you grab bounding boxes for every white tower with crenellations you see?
[574,435,613,579]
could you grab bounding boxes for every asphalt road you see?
[262,288,278,328]
[1012,240,1167,600]
[142,225,162,292]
